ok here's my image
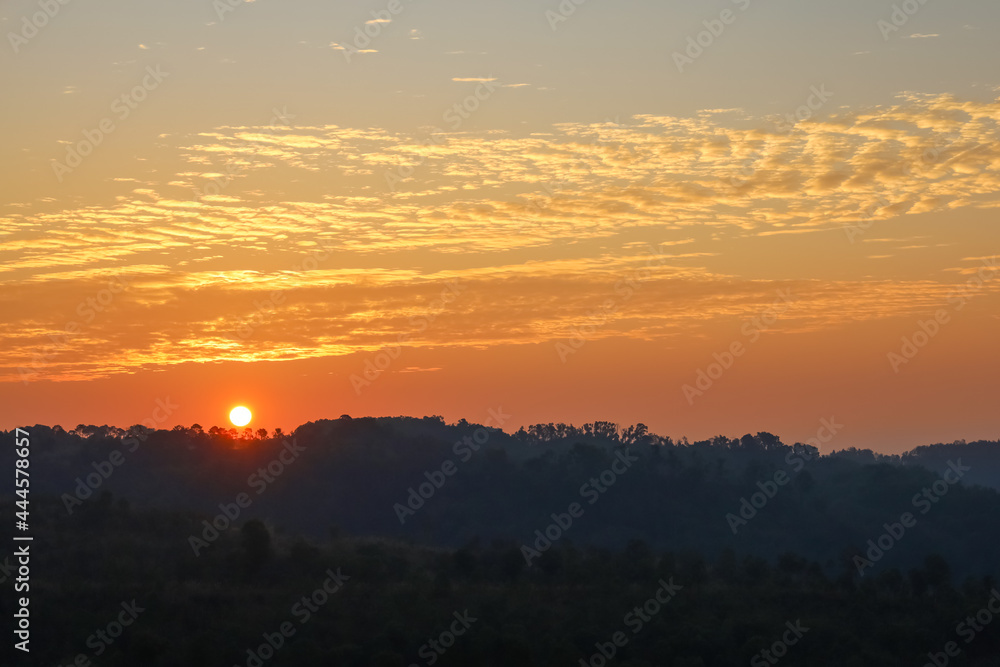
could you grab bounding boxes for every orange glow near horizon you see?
[1,4,998,454]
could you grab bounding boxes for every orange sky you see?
[2,0,999,453]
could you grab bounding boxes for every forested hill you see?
[4,417,1000,579]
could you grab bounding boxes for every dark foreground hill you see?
[4,417,1000,579]
[4,417,1000,666]
[3,496,1000,667]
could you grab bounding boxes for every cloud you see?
[329,43,377,54]
[4,93,1000,380]
[8,92,1000,274]
[5,252,996,382]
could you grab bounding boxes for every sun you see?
[229,406,252,427]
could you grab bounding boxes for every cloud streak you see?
[2,94,999,381]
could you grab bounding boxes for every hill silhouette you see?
[5,417,999,579]
[5,417,1000,665]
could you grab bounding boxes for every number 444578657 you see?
[15,428,29,529]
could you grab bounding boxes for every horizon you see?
[3,0,999,454]
[5,412,992,458]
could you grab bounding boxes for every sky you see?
[1,0,998,453]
